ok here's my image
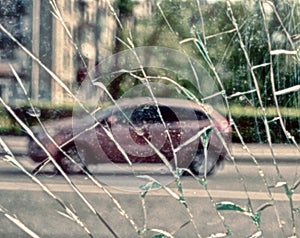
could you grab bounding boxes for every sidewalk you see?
[0,136,29,155]
[231,143,300,163]
[0,136,299,162]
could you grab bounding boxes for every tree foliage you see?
[110,0,299,108]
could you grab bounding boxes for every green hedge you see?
[0,104,74,136]
[229,105,299,143]
[232,115,299,143]
[0,104,299,143]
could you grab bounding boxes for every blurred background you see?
[0,0,299,143]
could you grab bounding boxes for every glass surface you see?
[0,1,299,237]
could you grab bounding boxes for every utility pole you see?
[31,0,40,101]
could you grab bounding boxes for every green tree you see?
[109,0,135,99]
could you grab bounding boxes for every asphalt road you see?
[0,136,299,237]
[0,155,300,238]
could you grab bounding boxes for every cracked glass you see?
[0,0,299,237]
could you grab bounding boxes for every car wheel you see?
[58,144,88,174]
[189,150,217,176]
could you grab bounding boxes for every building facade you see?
[51,0,156,103]
[0,0,31,103]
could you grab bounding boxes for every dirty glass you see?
[0,0,299,237]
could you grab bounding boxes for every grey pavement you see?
[0,136,29,155]
[230,142,300,162]
[0,160,299,237]
[0,136,299,163]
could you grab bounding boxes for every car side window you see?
[130,105,181,125]
[159,106,179,123]
[131,105,161,125]
[195,110,208,120]
[106,104,208,126]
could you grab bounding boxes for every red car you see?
[28,97,231,176]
